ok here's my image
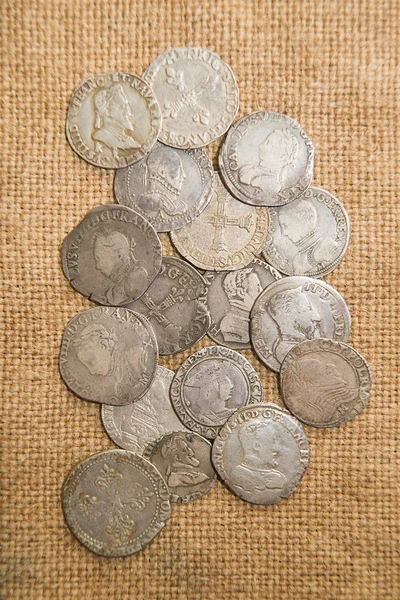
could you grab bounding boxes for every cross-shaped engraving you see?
[206,193,253,253]
[141,287,184,334]
[163,67,216,125]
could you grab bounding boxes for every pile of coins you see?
[60,47,372,557]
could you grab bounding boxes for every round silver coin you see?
[62,205,162,306]
[125,256,210,355]
[280,339,372,428]
[144,431,217,503]
[170,345,263,439]
[262,186,350,277]
[62,450,171,557]
[170,172,269,271]
[204,259,282,350]
[66,72,161,169]
[143,47,239,149]
[101,366,189,453]
[219,111,315,207]
[212,403,310,505]
[59,306,158,405]
[250,276,351,372]
[114,142,214,232]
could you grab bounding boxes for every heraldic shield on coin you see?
[59,306,158,405]
[62,205,162,306]
[62,450,171,557]
[212,404,310,505]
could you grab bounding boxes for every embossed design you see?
[95,463,123,489]
[205,191,253,253]
[160,436,210,488]
[163,67,216,125]
[141,287,185,345]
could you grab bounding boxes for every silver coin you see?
[62,205,162,306]
[250,276,351,372]
[170,172,269,271]
[219,111,315,207]
[114,142,214,232]
[144,431,217,503]
[280,339,372,428]
[170,345,263,439]
[101,366,189,453]
[143,47,239,149]
[125,256,210,355]
[212,403,310,505]
[262,186,350,277]
[204,259,282,350]
[66,72,161,169]
[62,450,170,556]
[59,306,158,405]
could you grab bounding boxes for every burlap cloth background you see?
[1,1,399,598]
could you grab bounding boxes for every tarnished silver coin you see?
[250,276,351,372]
[125,256,210,355]
[144,431,216,503]
[212,403,310,505]
[62,450,170,556]
[170,172,269,271]
[263,187,350,277]
[170,346,263,439]
[62,205,162,306]
[66,72,161,169]
[59,306,158,405]
[204,259,282,350]
[281,339,372,428]
[101,366,189,453]
[114,142,214,232]
[143,47,239,149]
[219,111,314,207]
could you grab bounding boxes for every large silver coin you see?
[101,366,189,453]
[125,256,210,355]
[62,450,170,556]
[62,205,162,306]
[281,339,372,428]
[263,187,350,277]
[59,306,158,405]
[170,346,263,439]
[143,47,239,149]
[250,276,351,372]
[114,142,214,232]
[66,72,161,169]
[219,111,314,207]
[204,259,282,350]
[170,172,269,271]
[212,403,310,505]
[144,431,217,503]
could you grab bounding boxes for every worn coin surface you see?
[125,256,210,355]
[66,72,161,169]
[280,339,372,428]
[62,205,162,306]
[219,111,314,207]
[262,187,350,277]
[143,47,239,149]
[59,306,158,405]
[62,450,171,556]
[204,259,282,350]
[114,142,214,232]
[101,366,189,453]
[212,403,310,505]
[170,172,269,271]
[250,276,351,372]
[144,431,216,503]
[170,345,263,439]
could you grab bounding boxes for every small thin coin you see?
[59,306,158,405]
[62,450,171,557]
[280,339,372,428]
[170,346,263,439]
[219,111,314,207]
[144,431,217,503]
[212,403,310,505]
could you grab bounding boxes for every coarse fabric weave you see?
[1,1,399,599]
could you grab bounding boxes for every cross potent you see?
[206,193,253,253]
[141,287,184,334]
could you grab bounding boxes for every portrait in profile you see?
[160,435,210,488]
[219,269,263,344]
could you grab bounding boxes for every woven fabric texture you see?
[1,1,399,598]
